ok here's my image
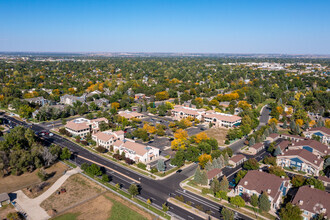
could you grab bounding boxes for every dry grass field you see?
[204,127,229,146]
[0,162,68,194]
[0,204,17,220]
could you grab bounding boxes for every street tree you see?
[279,202,303,220]
[128,184,139,198]
[258,192,271,212]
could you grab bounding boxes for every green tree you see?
[291,175,306,187]
[221,207,234,220]
[249,137,255,147]
[243,158,260,170]
[128,184,139,198]
[215,191,228,201]
[200,169,208,186]
[251,194,258,207]
[219,176,229,192]
[194,166,203,184]
[235,170,247,184]
[162,202,169,214]
[102,174,109,182]
[60,147,71,160]
[210,178,221,194]
[279,202,303,220]
[230,195,245,207]
[157,159,165,172]
[87,164,102,176]
[269,166,287,177]
[258,192,271,212]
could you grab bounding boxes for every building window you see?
[303,210,308,215]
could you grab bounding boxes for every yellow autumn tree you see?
[195,97,203,105]
[286,107,293,115]
[325,119,330,128]
[296,119,304,127]
[0,94,4,101]
[143,123,156,134]
[198,154,212,169]
[155,91,169,101]
[268,118,278,125]
[68,88,75,94]
[111,102,120,110]
[276,106,284,115]
[238,101,252,110]
[174,129,188,140]
[309,120,316,127]
[194,132,209,143]
[171,139,186,150]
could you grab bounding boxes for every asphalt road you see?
[229,106,270,153]
[3,115,258,220]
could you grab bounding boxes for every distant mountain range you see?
[0,51,329,58]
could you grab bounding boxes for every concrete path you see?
[14,167,81,220]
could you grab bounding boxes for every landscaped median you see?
[180,177,277,220]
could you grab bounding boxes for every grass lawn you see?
[204,127,228,146]
[107,197,147,220]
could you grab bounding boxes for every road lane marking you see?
[76,154,140,184]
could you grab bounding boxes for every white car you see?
[49,133,54,137]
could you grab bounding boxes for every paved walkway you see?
[14,167,81,220]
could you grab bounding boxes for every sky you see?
[0,0,329,54]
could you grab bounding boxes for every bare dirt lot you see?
[0,204,17,220]
[41,174,105,214]
[52,192,155,220]
[0,162,68,194]
[204,127,229,146]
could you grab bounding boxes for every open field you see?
[41,174,105,215]
[204,127,229,146]
[0,204,17,220]
[51,192,154,220]
[0,162,68,194]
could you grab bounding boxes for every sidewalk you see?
[14,167,81,220]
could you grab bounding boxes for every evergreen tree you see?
[212,159,219,169]
[261,134,266,141]
[273,126,278,133]
[283,120,287,129]
[258,192,271,212]
[219,176,229,192]
[263,129,269,137]
[223,153,229,165]
[205,160,213,171]
[251,194,258,207]
[268,127,273,134]
[221,207,234,220]
[290,120,296,131]
[279,202,303,220]
[278,98,282,105]
[295,125,300,134]
[249,137,255,147]
[194,166,202,184]
[256,135,262,143]
[200,170,208,185]
[218,155,225,168]
[210,178,221,194]
[157,159,165,172]
[274,146,282,156]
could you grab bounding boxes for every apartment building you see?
[65,117,108,137]
[303,127,330,144]
[92,130,124,149]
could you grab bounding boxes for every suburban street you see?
[2,106,270,220]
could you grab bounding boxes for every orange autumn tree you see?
[238,101,252,111]
[143,123,156,134]
[171,129,188,150]
[268,118,278,125]
[296,119,304,127]
[194,132,209,143]
[198,154,212,169]
[111,102,120,110]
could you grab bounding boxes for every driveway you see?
[14,167,81,220]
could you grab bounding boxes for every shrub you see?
[96,146,107,153]
[175,195,184,202]
[150,167,158,173]
[202,188,210,195]
[125,157,135,165]
[137,162,147,170]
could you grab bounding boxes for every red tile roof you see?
[229,154,246,163]
[278,149,323,167]
[250,143,264,150]
[207,168,223,180]
[293,139,328,155]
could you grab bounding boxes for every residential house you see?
[280,134,305,142]
[290,139,329,157]
[118,110,143,119]
[274,140,291,155]
[276,149,324,176]
[318,176,330,188]
[92,130,124,149]
[266,133,280,143]
[65,117,108,137]
[235,170,291,211]
[206,168,223,184]
[24,96,50,106]
[134,93,146,100]
[0,193,10,207]
[292,185,329,220]
[113,139,159,164]
[249,143,265,155]
[303,127,330,144]
[60,94,86,105]
[228,154,247,167]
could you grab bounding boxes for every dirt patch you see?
[0,204,17,220]
[204,127,229,146]
[40,174,105,213]
[0,162,68,194]
[22,163,69,198]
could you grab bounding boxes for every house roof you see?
[229,154,246,163]
[204,113,241,123]
[269,133,279,139]
[92,132,115,142]
[122,141,150,156]
[281,133,305,140]
[250,143,264,150]
[293,139,328,154]
[65,120,89,131]
[207,168,223,180]
[277,140,290,151]
[307,127,330,136]
[238,170,287,199]
[292,185,330,216]
[318,175,330,184]
[171,106,203,116]
[118,111,143,119]
[0,193,10,202]
[278,149,323,167]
